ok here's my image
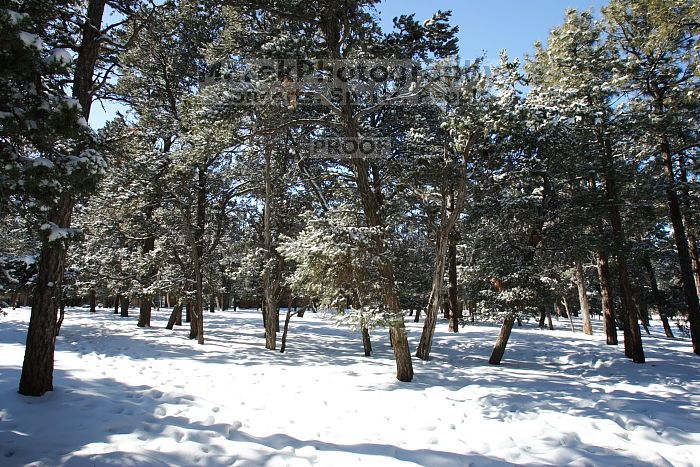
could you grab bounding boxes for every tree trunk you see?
[262,149,277,350]
[137,297,151,327]
[55,302,66,337]
[114,294,120,314]
[280,308,296,353]
[546,306,554,330]
[562,297,575,333]
[19,196,73,396]
[348,107,413,381]
[362,326,372,357]
[448,229,460,333]
[661,138,700,354]
[120,296,129,317]
[166,304,182,330]
[417,235,448,360]
[89,288,96,313]
[575,260,593,334]
[688,234,700,296]
[679,155,700,297]
[597,251,618,345]
[538,307,546,328]
[637,296,650,335]
[489,314,515,365]
[643,254,674,338]
[414,308,421,322]
[185,301,191,322]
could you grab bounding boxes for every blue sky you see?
[89,0,610,128]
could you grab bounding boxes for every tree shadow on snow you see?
[0,367,509,467]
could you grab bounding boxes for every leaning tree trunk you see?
[418,182,467,360]
[643,254,674,338]
[19,196,73,396]
[166,304,182,330]
[562,297,575,333]
[661,137,700,354]
[489,314,515,365]
[575,260,593,335]
[597,251,618,345]
[416,234,448,361]
[280,308,297,353]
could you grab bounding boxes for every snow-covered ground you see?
[1,307,698,466]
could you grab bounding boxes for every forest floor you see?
[0,306,699,466]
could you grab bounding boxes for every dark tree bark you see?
[417,175,469,361]
[262,149,277,350]
[137,225,156,328]
[598,132,644,362]
[637,295,651,335]
[19,195,73,396]
[362,326,372,357]
[575,261,593,334]
[89,288,96,313]
[546,306,554,330]
[448,228,460,333]
[280,308,297,353]
[538,307,546,328]
[114,294,120,314]
[414,308,421,322]
[643,254,674,338]
[137,299,151,328]
[660,139,700,354]
[597,251,618,345]
[185,301,191,322]
[120,296,130,317]
[55,302,66,337]
[166,304,182,330]
[679,157,700,297]
[489,314,515,365]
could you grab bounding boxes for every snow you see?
[4,10,28,25]
[18,31,42,50]
[39,222,78,243]
[46,48,72,65]
[0,308,698,466]
[29,157,55,169]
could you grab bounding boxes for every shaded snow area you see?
[1,308,699,466]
